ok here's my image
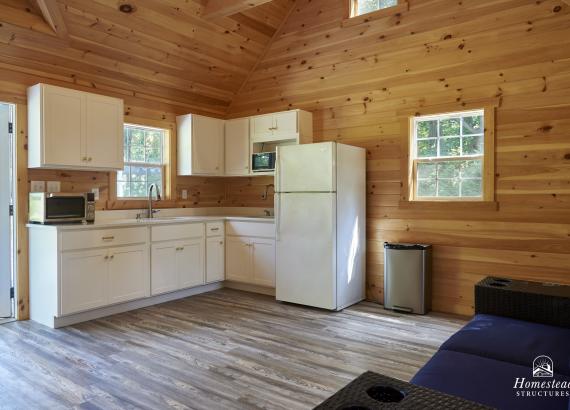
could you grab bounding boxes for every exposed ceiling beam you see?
[202,0,275,20]
[32,0,68,39]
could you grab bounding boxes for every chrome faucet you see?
[262,184,275,200]
[147,184,161,219]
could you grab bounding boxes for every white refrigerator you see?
[275,142,366,310]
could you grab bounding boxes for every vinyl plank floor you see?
[0,289,467,410]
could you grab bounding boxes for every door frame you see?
[13,105,29,320]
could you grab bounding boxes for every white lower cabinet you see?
[150,223,206,296]
[206,236,225,283]
[251,238,276,287]
[60,244,150,316]
[225,221,276,287]
[61,248,109,315]
[108,245,150,304]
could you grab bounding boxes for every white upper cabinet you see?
[250,110,313,143]
[27,83,124,171]
[177,114,224,176]
[225,118,250,176]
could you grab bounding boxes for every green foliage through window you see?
[413,110,484,199]
[118,124,165,198]
[354,0,398,16]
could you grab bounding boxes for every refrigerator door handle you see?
[275,195,281,241]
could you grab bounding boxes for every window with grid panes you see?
[351,0,399,17]
[117,124,165,198]
[411,110,485,200]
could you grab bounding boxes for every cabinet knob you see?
[104,255,109,260]
[110,255,114,260]
[88,157,93,162]
[82,156,88,161]
[219,241,223,245]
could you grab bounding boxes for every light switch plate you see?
[181,189,188,200]
[30,181,45,192]
[91,187,100,201]
[46,181,61,193]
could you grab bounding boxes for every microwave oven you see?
[29,192,95,224]
[252,152,276,173]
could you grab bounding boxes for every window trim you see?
[343,0,408,26]
[117,123,168,200]
[405,106,496,204]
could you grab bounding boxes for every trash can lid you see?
[384,242,431,250]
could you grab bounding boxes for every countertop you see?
[27,215,275,231]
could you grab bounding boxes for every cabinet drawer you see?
[206,222,224,237]
[226,221,275,238]
[152,223,204,242]
[61,227,148,251]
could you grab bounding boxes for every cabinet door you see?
[273,111,298,138]
[251,115,274,141]
[43,86,83,167]
[192,115,224,175]
[206,237,225,283]
[151,243,178,295]
[178,238,205,289]
[225,118,250,175]
[61,249,108,315]
[108,245,149,304]
[225,237,252,283]
[251,238,276,287]
[84,94,124,169]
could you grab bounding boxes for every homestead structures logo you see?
[513,356,570,398]
[533,356,554,378]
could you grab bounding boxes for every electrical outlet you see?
[46,181,61,193]
[91,188,100,201]
[30,181,45,192]
[181,189,188,200]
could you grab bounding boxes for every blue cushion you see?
[441,314,570,376]
[411,350,570,410]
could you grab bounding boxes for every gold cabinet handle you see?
[210,227,220,231]
[82,156,88,161]
[88,157,93,162]
[102,236,115,241]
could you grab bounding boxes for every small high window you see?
[350,0,399,17]
[117,124,166,198]
[410,110,488,200]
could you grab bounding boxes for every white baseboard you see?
[223,281,276,296]
[52,282,223,328]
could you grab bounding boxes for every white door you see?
[206,237,225,283]
[178,238,205,289]
[61,249,109,315]
[108,245,149,304]
[43,86,83,167]
[0,104,11,317]
[192,115,224,175]
[273,111,297,138]
[151,243,178,295]
[276,142,336,193]
[251,114,274,141]
[84,94,123,169]
[251,238,275,287]
[276,193,337,309]
[225,118,250,175]
[225,236,251,283]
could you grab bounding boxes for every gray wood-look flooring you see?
[0,289,467,410]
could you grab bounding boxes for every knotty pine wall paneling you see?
[229,0,570,315]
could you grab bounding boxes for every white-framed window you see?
[117,124,166,198]
[411,110,485,200]
[350,0,399,17]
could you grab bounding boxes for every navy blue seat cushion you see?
[440,314,570,376]
[411,350,570,410]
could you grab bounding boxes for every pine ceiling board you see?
[0,3,55,35]
[61,4,250,78]
[238,0,295,30]
[202,0,276,20]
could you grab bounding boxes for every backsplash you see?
[27,169,275,210]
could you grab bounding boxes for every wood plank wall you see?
[228,0,570,315]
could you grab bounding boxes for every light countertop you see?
[27,215,275,231]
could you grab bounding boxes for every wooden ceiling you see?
[0,0,295,117]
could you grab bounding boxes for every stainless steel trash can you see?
[384,243,432,314]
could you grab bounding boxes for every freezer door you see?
[276,193,337,310]
[276,142,336,193]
